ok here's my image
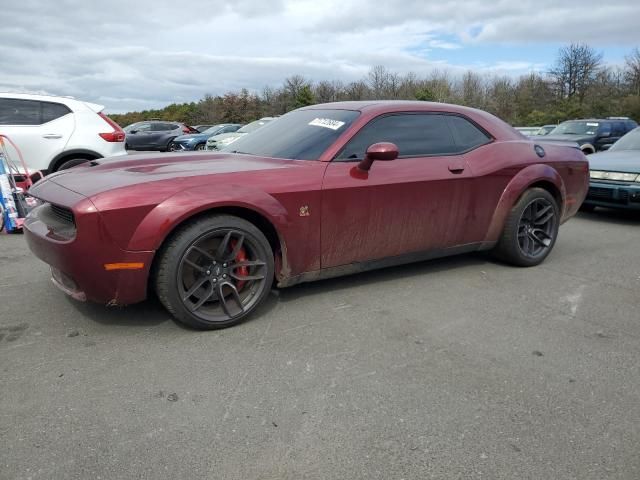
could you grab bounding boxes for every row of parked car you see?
[123,118,276,153]
[516,117,638,154]
[1,92,638,215]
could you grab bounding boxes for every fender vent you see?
[50,204,75,224]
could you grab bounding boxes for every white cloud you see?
[0,0,638,112]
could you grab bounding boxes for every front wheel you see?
[492,188,560,267]
[195,143,206,151]
[154,215,274,329]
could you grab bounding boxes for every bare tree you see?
[314,80,338,103]
[457,71,485,107]
[367,65,391,99]
[549,43,603,102]
[624,47,640,96]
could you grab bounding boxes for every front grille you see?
[587,187,629,204]
[50,204,75,224]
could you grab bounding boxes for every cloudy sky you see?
[1,0,639,112]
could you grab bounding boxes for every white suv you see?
[0,93,127,174]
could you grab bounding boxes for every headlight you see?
[218,137,238,146]
[590,170,639,182]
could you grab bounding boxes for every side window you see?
[41,102,71,123]
[0,98,41,125]
[599,123,612,136]
[611,122,625,137]
[336,113,457,160]
[447,115,491,150]
[130,123,151,132]
[150,123,165,131]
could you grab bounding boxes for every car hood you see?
[588,150,640,173]
[174,133,208,142]
[543,133,591,143]
[207,132,244,142]
[40,153,297,201]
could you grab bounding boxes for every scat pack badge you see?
[299,205,310,217]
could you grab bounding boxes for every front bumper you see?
[24,194,154,305]
[171,140,198,151]
[583,180,640,210]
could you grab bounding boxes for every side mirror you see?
[129,130,138,134]
[357,142,399,171]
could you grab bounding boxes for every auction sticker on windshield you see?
[308,118,346,130]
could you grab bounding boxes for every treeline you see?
[110,44,640,128]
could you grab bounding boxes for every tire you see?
[162,138,176,152]
[154,215,274,329]
[195,143,205,151]
[492,188,560,267]
[57,158,91,171]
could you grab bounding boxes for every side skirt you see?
[277,243,486,288]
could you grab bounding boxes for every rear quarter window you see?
[41,102,71,123]
[446,115,492,151]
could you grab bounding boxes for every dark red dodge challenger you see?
[24,101,588,329]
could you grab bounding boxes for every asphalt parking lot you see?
[1,209,639,480]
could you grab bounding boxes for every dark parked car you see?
[582,127,640,210]
[169,124,243,151]
[534,125,556,136]
[24,101,588,330]
[543,118,637,154]
[124,121,196,151]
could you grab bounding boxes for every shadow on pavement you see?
[576,208,640,225]
[67,295,172,328]
[276,252,491,304]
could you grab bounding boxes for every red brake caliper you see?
[230,239,249,291]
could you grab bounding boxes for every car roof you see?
[303,100,521,141]
[0,91,104,112]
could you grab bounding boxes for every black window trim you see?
[332,111,494,162]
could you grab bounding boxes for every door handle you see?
[448,163,465,174]
[42,134,63,139]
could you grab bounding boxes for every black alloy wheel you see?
[516,198,555,259]
[493,188,560,267]
[155,215,274,329]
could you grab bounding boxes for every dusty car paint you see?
[24,101,588,306]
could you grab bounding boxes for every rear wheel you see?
[162,138,176,152]
[493,188,560,267]
[155,215,274,329]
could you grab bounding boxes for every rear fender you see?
[483,164,566,244]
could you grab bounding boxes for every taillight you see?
[98,112,126,142]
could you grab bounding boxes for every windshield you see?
[222,109,360,160]
[610,127,640,151]
[550,121,600,136]
[237,119,273,134]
